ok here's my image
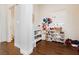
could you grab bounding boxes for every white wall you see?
[0,5,14,42]
[14,5,21,48]
[66,5,79,40]
[34,4,79,40]
[15,4,33,54]
[33,5,41,25]
[0,5,8,42]
[7,6,12,42]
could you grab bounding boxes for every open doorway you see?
[8,5,16,43]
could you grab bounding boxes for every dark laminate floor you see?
[0,41,21,55]
[31,40,79,55]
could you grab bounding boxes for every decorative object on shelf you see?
[42,23,48,30]
[43,17,48,23]
[42,17,53,30]
[42,17,53,25]
[48,18,52,24]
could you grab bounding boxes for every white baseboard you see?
[0,40,9,42]
[14,43,20,48]
[7,40,12,42]
[20,48,33,55]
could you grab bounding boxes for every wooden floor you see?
[0,42,21,55]
[0,40,79,55]
[31,40,79,55]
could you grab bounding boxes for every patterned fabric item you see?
[65,39,72,46]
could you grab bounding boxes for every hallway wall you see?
[0,5,8,42]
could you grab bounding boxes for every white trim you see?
[20,48,33,55]
[7,39,12,42]
[0,39,12,43]
[0,40,9,42]
[14,43,20,48]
